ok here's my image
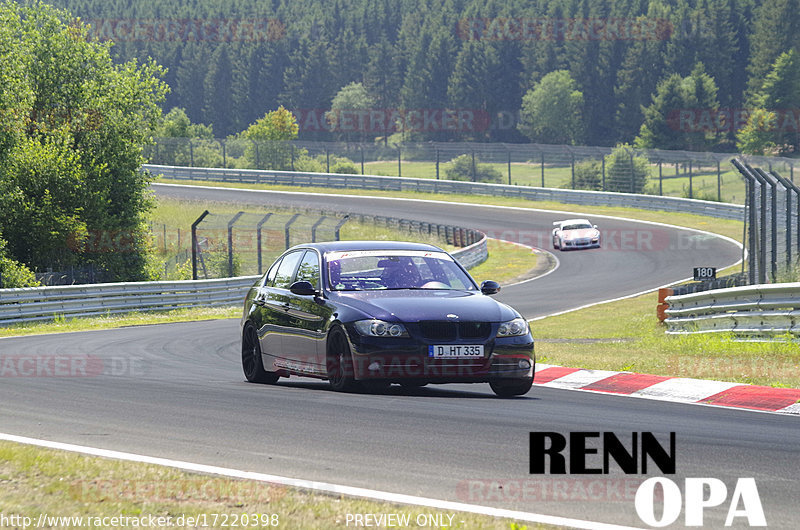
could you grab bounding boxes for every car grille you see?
[418,321,492,341]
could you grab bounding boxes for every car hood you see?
[333,290,518,323]
[564,228,598,239]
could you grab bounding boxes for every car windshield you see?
[564,222,592,230]
[326,250,476,291]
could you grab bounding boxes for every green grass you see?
[0,441,552,530]
[357,161,749,203]
[533,291,800,388]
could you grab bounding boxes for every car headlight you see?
[497,318,529,337]
[354,319,409,338]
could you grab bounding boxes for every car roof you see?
[286,240,445,254]
[559,218,593,226]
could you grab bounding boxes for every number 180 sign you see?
[694,267,716,281]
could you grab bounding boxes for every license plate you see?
[428,345,484,358]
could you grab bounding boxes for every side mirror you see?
[593,225,598,229]
[480,280,501,295]
[289,280,317,296]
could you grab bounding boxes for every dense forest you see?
[47,0,800,152]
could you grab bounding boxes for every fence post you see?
[222,140,227,169]
[311,216,327,242]
[360,146,365,175]
[227,211,245,278]
[540,152,545,187]
[191,210,210,281]
[334,216,349,240]
[256,213,273,274]
[284,213,302,249]
[507,148,511,185]
[688,160,693,198]
[435,148,440,180]
[254,141,259,168]
[326,148,330,173]
[658,160,662,195]
[717,160,721,201]
[397,147,401,178]
[602,156,606,191]
[471,151,476,182]
[189,139,194,167]
[291,144,295,171]
[570,154,575,189]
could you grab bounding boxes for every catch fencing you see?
[145,138,798,204]
[664,283,800,339]
[145,164,744,221]
[0,227,486,325]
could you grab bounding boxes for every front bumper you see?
[345,328,535,384]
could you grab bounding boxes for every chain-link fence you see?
[145,138,799,204]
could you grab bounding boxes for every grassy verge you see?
[532,291,800,388]
[0,441,549,530]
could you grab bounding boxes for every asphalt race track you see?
[1,184,797,528]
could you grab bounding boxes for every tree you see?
[634,64,719,150]
[241,106,299,169]
[153,107,215,166]
[326,82,375,142]
[444,154,502,183]
[605,145,650,194]
[737,50,800,154]
[518,70,584,145]
[0,3,168,281]
[745,0,800,100]
[203,45,235,137]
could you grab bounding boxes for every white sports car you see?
[552,219,601,250]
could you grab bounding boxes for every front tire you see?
[326,327,357,392]
[489,378,533,397]
[242,324,279,384]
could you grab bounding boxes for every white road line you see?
[0,432,644,530]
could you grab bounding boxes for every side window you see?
[273,251,303,289]
[263,258,282,287]
[295,250,320,290]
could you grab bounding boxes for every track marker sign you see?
[693,267,716,281]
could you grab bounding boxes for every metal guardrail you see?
[146,164,745,221]
[0,235,486,325]
[0,276,260,325]
[664,283,800,338]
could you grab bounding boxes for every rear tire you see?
[326,327,357,392]
[489,378,533,397]
[242,324,279,384]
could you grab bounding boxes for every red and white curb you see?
[534,364,800,415]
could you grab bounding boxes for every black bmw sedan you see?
[240,241,535,397]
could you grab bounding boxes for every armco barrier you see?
[0,237,485,325]
[664,283,800,339]
[145,165,745,221]
[0,276,260,325]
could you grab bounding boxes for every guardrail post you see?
[191,210,210,281]
[256,213,273,274]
